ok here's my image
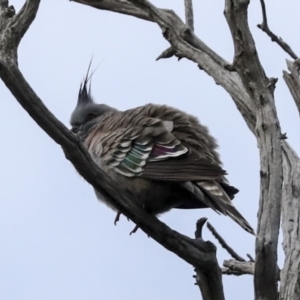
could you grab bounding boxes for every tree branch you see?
[280,144,300,299]
[207,222,246,262]
[156,46,176,61]
[14,0,39,39]
[71,0,152,22]
[222,259,254,276]
[224,1,282,299]
[194,218,225,300]
[283,59,300,117]
[184,0,194,31]
[257,0,298,60]
[281,59,300,299]
[0,0,38,62]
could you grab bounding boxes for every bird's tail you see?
[196,180,255,235]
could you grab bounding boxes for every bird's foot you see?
[129,225,139,235]
[114,212,130,226]
[114,211,121,226]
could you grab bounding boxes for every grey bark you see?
[184,0,194,31]
[257,0,298,60]
[283,59,300,117]
[194,218,225,300]
[281,59,300,300]
[222,259,255,276]
[224,1,282,299]
[280,138,300,300]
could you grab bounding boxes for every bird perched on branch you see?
[70,68,255,235]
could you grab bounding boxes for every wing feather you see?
[84,108,227,182]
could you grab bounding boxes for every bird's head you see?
[70,63,116,134]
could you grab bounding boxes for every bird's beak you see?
[71,126,81,133]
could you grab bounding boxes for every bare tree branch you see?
[194,218,225,300]
[207,222,246,262]
[281,60,300,299]
[280,144,300,299]
[224,1,282,299]
[156,46,176,61]
[0,0,39,62]
[257,0,298,60]
[283,59,300,117]
[14,0,39,39]
[222,259,254,276]
[195,217,208,239]
[72,0,152,21]
[247,254,255,262]
[184,0,194,31]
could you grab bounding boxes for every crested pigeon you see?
[70,72,255,235]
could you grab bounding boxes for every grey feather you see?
[69,71,255,235]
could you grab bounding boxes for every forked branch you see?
[257,0,298,60]
[184,0,194,31]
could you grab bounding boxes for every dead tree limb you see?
[280,145,300,299]
[184,0,194,31]
[222,260,254,276]
[283,59,300,117]
[257,0,298,60]
[207,222,246,262]
[224,1,282,298]
[194,218,225,300]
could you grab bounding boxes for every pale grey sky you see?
[0,1,299,299]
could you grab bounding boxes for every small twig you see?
[247,254,255,262]
[267,77,278,95]
[184,0,194,31]
[207,222,246,262]
[283,59,300,117]
[156,47,175,61]
[257,0,298,60]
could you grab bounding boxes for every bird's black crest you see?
[77,60,95,105]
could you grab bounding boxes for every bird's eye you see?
[87,114,95,120]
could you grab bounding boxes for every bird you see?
[70,68,255,235]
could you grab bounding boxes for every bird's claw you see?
[114,211,121,225]
[129,225,139,235]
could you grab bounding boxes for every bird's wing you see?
[84,110,226,181]
[140,156,226,181]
